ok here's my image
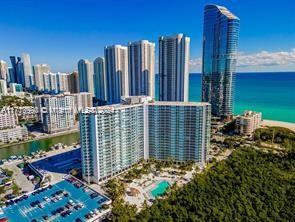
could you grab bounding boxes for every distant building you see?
[201,5,240,118]
[0,79,8,95]
[72,92,93,112]
[93,57,107,101]
[0,126,28,143]
[9,56,21,83]
[68,71,79,93]
[57,73,70,93]
[235,111,262,136]
[128,40,155,98]
[78,59,94,96]
[9,83,23,95]
[105,45,129,104]
[158,34,190,102]
[21,53,34,88]
[0,60,8,81]
[35,94,76,133]
[33,64,50,91]
[80,96,211,183]
[0,107,18,129]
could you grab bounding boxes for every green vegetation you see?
[2,168,13,177]
[255,126,295,151]
[110,127,295,221]
[11,182,21,195]
[0,96,32,108]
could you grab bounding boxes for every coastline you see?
[261,120,295,132]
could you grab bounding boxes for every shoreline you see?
[261,119,295,132]
[0,129,79,149]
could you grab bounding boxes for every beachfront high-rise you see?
[80,96,211,183]
[105,45,129,104]
[78,59,94,96]
[93,57,107,101]
[158,34,190,102]
[128,40,155,98]
[201,5,240,118]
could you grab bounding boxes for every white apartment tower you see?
[33,64,50,90]
[158,34,190,102]
[105,45,129,104]
[78,59,94,96]
[128,40,155,98]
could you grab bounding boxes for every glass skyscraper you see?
[93,57,107,101]
[201,5,240,118]
[78,59,94,96]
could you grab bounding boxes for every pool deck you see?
[0,175,111,222]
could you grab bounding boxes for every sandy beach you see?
[261,120,295,132]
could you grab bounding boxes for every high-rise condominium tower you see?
[68,71,79,93]
[80,96,211,183]
[202,5,240,118]
[105,45,128,104]
[78,59,94,96]
[158,34,190,102]
[33,64,50,90]
[128,40,155,98]
[0,60,8,81]
[22,53,34,88]
[93,57,107,101]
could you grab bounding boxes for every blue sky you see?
[0,0,294,72]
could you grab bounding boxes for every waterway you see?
[0,132,80,160]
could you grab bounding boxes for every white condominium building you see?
[128,40,155,98]
[0,60,8,80]
[235,111,262,136]
[35,94,76,133]
[72,92,93,112]
[158,34,190,102]
[33,64,50,90]
[0,126,28,143]
[105,45,129,104]
[0,107,18,129]
[80,96,211,183]
[0,79,8,95]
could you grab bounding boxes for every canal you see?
[0,132,80,159]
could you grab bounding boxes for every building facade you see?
[0,60,8,81]
[93,57,107,101]
[80,96,210,183]
[105,45,129,104]
[0,126,28,143]
[201,5,240,118]
[0,79,8,95]
[78,59,94,96]
[235,111,262,136]
[128,40,155,98]
[73,92,93,112]
[0,107,18,129]
[158,34,190,102]
[35,95,76,133]
[68,71,79,93]
[21,53,34,88]
[33,64,50,91]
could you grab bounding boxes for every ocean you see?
[156,72,295,123]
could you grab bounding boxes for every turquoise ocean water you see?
[156,72,295,123]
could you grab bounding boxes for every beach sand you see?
[261,120,295,132]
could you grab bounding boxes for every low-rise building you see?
[0,126,28,143]
[235,111,262,136]
[0,107,18,129]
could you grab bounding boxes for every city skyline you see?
[0,0,294,73]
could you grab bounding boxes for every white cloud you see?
[238,49,295,67]
[189,48,295,72]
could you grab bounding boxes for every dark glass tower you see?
[202,5,240,118]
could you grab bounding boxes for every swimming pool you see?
[1,179,110,222]
[150,181,170,198]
